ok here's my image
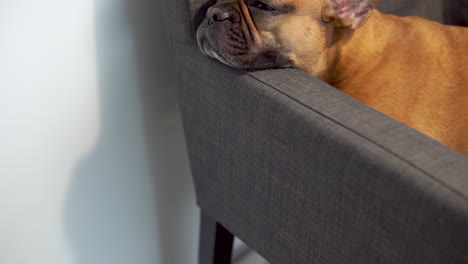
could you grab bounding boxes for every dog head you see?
[196,0,381,77]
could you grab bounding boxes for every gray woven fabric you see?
[162,0,468,263]
[378,0,468,26]
[444,0,468,27]
[377,0,444,22]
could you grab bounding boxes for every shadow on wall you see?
[64,0,199,264]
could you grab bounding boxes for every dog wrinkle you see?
[239,0,262,44]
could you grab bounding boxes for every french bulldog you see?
[196,0,468,155]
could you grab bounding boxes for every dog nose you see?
[207,5,239,24]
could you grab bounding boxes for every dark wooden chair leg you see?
[198,211,234,264]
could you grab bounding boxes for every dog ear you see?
[324,0,381,29]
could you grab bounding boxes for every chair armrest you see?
[177,44,468,263]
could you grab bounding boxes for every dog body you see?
[196,0,468,155]
[332,11,468,155]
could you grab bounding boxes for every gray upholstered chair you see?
[162,0,468,263]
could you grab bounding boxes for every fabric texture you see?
[444,0,468,27]
[162,0,468,263]
[377,0,444,22]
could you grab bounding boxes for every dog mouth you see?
[197,18,250,64]
[196,3,256,68]
[196,2,285,69]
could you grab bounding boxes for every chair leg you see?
[198,211,234,264]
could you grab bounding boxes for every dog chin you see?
[199,39,234,66]
[198,38,281,70]
[197,34,246,69]
[196,21,258,69]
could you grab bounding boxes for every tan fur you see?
[262,3,468,155]
[327,11,468,155]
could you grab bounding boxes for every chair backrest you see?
[378,0,444,22]
[160,0,194,58]
[163,1,468,263]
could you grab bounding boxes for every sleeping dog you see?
[196,0,468,155]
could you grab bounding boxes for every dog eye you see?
[249,1,276,11]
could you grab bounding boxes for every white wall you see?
[0,0,199,263]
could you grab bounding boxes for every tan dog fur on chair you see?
[196,0,468,155]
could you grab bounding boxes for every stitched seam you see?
[241,70,468,202]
